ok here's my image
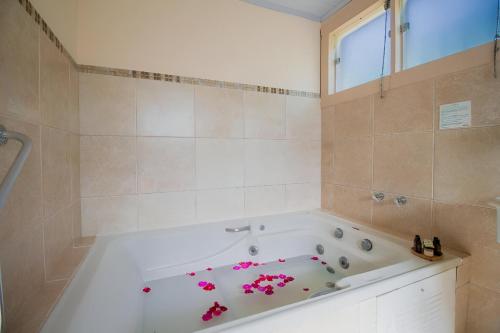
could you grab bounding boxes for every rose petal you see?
[232,266,241,270]
[142,287,151,293]
[311,256,319,261]
[279,274,286,279]
[278,258,286,263]
[198,281,208,287]
[206,267,213,271]
[242,284,252,290]
[244,289,254,294]
[277,282,285,287]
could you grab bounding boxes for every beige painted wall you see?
[31,0,78,57]
[76,0,320,92]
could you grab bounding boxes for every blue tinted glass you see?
[404,0,499,69]
[336,11,391,92]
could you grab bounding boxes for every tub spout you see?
[225,225,251,233]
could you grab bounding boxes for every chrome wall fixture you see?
[0,125,32,209]
[372,192,385,202]
[394,195,408,207]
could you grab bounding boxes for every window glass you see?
[335,11,391,92]
[403,0,499,69]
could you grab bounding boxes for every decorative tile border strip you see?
[17,0,320,98]
[79,65,320,98]
[18,0,78,67]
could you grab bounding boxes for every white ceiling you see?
[242,0,351,22]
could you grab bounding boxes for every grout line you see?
[369,94,375,226]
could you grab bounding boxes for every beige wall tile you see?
[72,201,82,242]
[373,132,433,198]
[42,126,72,218]
[372,195,432,239]
[286,96,321,140]
[328,185,372,225]
[195,86,243,138]
[245,185,286,217]
[432,202,497,254]
[333,137,372,189]
[0,117,42,243]
[321,183,334,210]
[244,139,287,186]
[43,206,73,281]
[456,256,471,288]
[455,284,469,333]
[467,284,500,333]
[81,195,138,236]
[137,80,194,137]
[374,80,434,134]
[436,65,500,127]
[470,245,500,293]
[286,140,321,184]
[197,188,245,222]
[137,137,195,193]
[40,34,70,131]
[0,0,39,124]
[334,96,372,139]
[285,183,320,211]
[0,226,44,318]
[79,73,136,135]
[138,192,196,230]
[196,138,244,189]
[321,107,334,184]
[69,64,80,134]
[244,91,285,139]
[80,136,137,197]
[70,133,80,203]
[434,126,500,205]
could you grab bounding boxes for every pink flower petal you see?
[279,274,286,279]
[311,256,319,261]
[242,284,252,290]
[206,267,213,271]
[232,266,241,270]
[277,282,285,287]
[142,287,151,293]
[244,289,254,294]
[187,272,196,276]
[278,258,286,263]
[198,281,208,287]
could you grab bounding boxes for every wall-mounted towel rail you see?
[0,124,32,209]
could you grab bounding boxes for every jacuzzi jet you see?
[326,266,335,274]
[316,244,324,255]
[339,256,349,269]
[248,245,258,256]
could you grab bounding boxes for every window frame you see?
[328,3,390,94]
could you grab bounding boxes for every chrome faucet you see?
[225,226,251,233]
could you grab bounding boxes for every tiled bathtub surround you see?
[321,63,500,333]
[80,73,321,236]
[0,0,89,332]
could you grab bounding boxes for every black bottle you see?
[433,237,442,256]
[414,235,423,254]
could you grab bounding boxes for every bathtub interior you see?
[41,211,423,333]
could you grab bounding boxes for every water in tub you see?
[142,254,345,332]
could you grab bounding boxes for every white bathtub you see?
[41,211,461,333]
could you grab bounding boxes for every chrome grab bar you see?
[0,124,32,209]
[225,226,251,233]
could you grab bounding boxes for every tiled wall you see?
[322,64,500,333]
[0,0,89,332]
[79,73,321,235]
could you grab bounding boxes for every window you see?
[402,0,499,69]
[331,8,391,93]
